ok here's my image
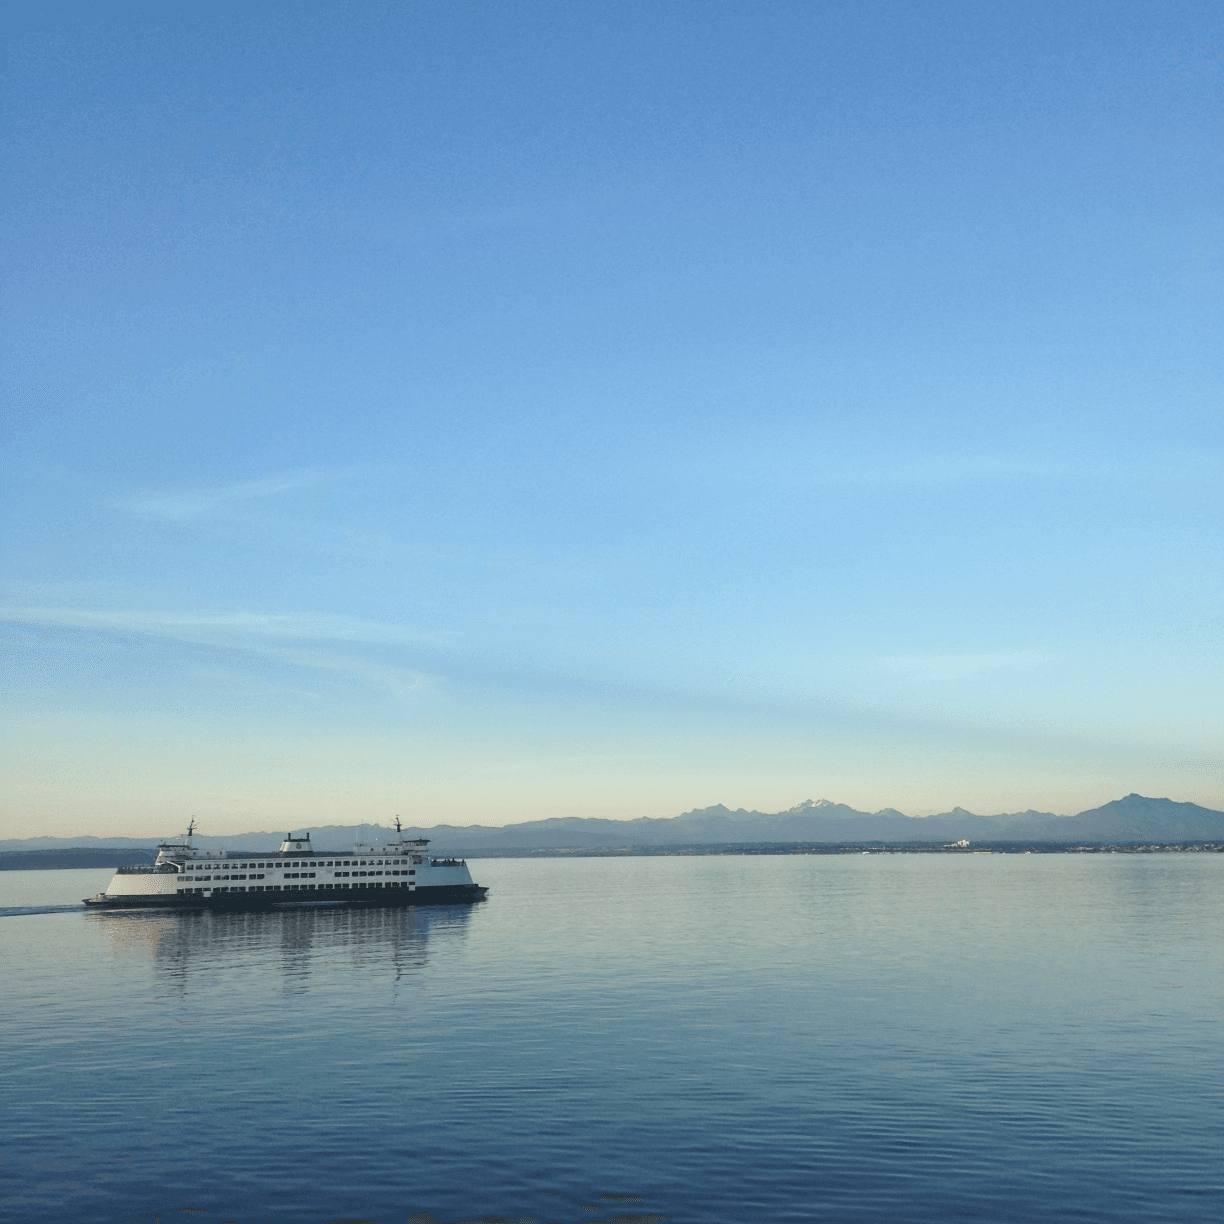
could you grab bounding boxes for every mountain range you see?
[2,794,1222,856]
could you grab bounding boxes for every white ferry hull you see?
[83,882,488,910]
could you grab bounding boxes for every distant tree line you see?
[0,848,158,871]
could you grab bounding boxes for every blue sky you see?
[3,1,1221,837]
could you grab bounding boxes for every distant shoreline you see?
[464,841,1224,858]
[4,840,1222,869]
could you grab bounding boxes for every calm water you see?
[2,854,1222,1224]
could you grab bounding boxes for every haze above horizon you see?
[3,2,1221,839]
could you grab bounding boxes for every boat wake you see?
[0,904,87,918]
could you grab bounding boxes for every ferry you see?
[82,820,488,910]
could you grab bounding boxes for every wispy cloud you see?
[0,605,453,649]
[116,467,360,520]
[2,605,444,706]
[270,647,434,702]
[875,650,1053,680]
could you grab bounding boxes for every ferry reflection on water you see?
[87,900,476,991]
